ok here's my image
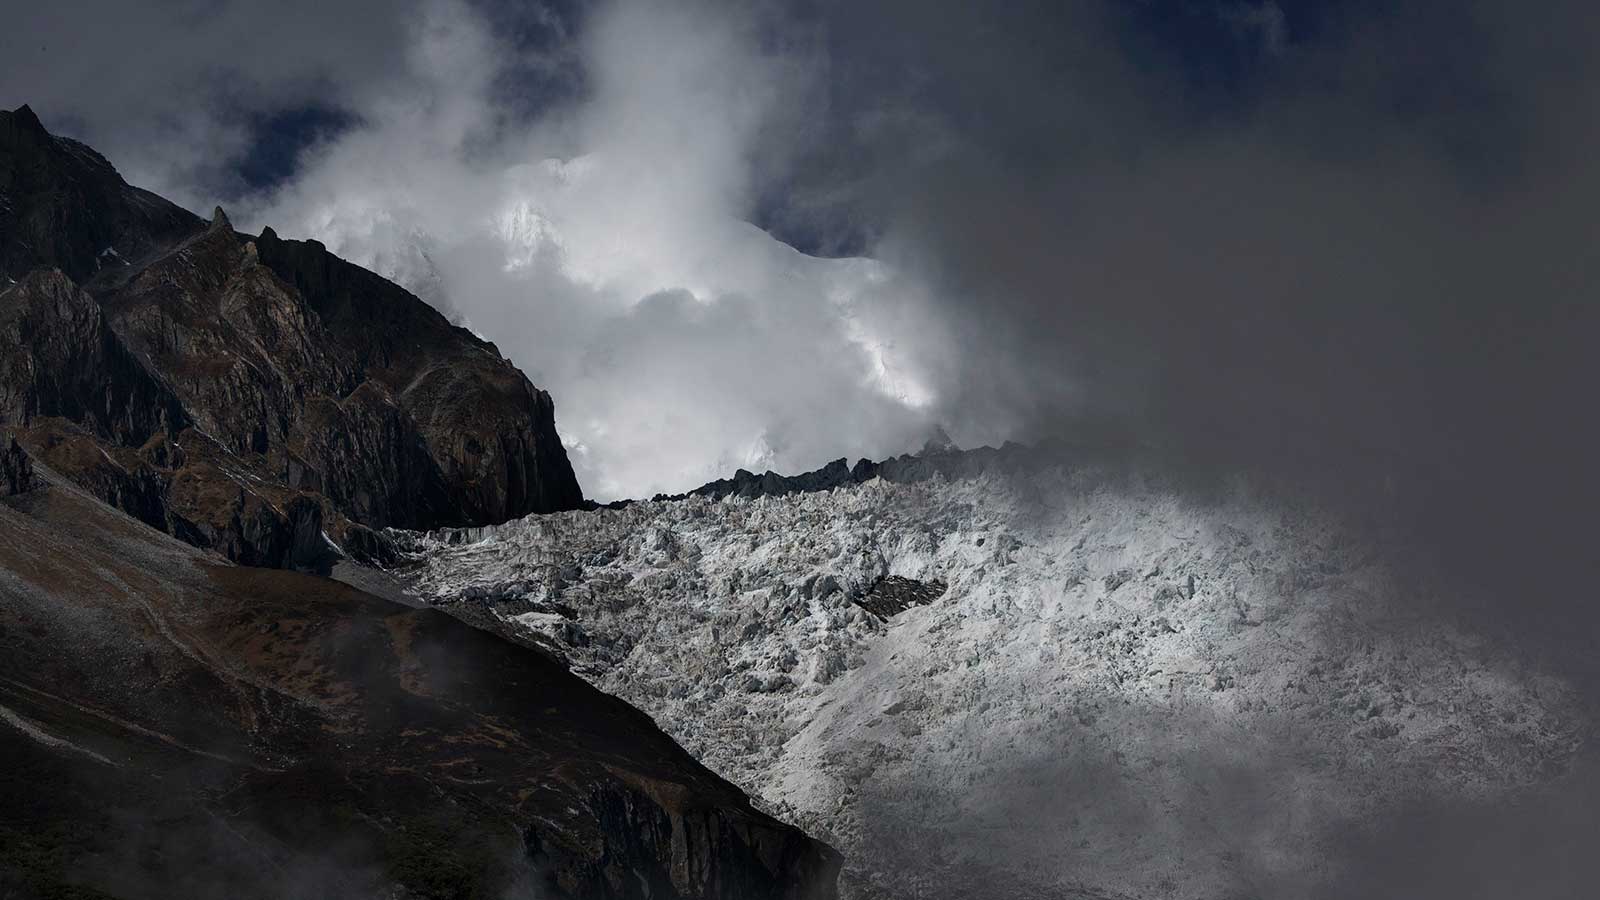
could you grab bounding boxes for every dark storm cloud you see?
[764,0,1600,663]
[233,107,360,191]
[772,6,1600,893]
[0,0,420,202]
[0,0,584,205]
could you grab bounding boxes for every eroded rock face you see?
[0,269,186,445]
[254,227,584,522]
[0,466,839,899]
[0,105,585,566]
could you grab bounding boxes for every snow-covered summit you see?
[395,460,1583,899]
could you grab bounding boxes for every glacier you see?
[391,457,1584,899]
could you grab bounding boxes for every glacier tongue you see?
[396,464,1583,899]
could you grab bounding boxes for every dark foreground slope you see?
[0,459,838,899]
[0,104,583,567]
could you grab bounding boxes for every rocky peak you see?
[1,104,202,285]
[0,106,586,567]
[1,103,48,144]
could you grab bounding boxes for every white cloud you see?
[240,0,943,499]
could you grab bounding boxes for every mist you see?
[6,2,1600,895]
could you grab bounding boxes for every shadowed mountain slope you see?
[0,451,838,899]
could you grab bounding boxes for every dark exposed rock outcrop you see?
[0,436,33,495]
[852,575,947,621]
[0,268,187,444]
[648,441,1042,505]
[0,465,839,899]
[0,104,585,566]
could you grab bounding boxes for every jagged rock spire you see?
[2,104,51,151]
[10,103,45,133]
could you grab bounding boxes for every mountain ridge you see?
[0,103,584,567]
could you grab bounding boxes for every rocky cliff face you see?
[0,103,584,567]
[0,104,199,286]
[0,452,838,899]
[251,226,584,523]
